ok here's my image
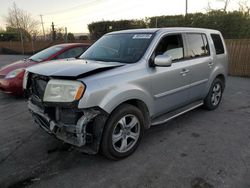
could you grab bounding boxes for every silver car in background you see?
[24,28,228,159]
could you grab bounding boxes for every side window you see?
[186,33,209,58]
[154,34,184,62]
[211,34,225,55]
[56,47,86,59]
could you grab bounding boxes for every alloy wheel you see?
[211,83,222,106]
[112,114,140,153]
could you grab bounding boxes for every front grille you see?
[30,74,49,101]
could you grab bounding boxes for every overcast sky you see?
[0,0,242,33]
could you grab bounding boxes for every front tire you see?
[101,104,144,160]
[204,78,224,110]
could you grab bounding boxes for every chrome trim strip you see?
[154,79,208,98]
[190,79,208,88]
[154,85,190,98]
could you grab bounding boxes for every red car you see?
[0,43,90,96]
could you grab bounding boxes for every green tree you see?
[56,32,64,41]
[88,19,146,40]
[147,10,250,39]
[6,26,31,40]
[67,32,75,41]
[56,27,64,41]
[79,35,89,40]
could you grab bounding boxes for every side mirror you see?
[154,54,172,67]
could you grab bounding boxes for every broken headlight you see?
[43,79,85,102]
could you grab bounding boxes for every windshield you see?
[80,33,154,63]
[29,46,64,62]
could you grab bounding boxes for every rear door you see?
[184,33,213,101]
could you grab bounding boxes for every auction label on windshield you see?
[133,34,152,39]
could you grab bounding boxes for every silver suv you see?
[24,28,228,159]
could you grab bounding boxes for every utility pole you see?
[185,0,188,16]
[51,22,56,42]
[31,34,35,54]
[155,17,158,28]
[64,27,68,43]
[20,31,24,55]
[40,15,46,40]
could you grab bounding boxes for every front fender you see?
[79,83,154,115]
[100,85,154,115]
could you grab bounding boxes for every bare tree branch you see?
[5,2,40,40]
[239,0,250,14]
[206,0,213,12]
[206,0,230,12]
[223,0,230,11]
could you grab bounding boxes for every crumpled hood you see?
[26,59,124,78]
[0,59,36,76]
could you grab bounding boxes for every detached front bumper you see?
[28,101,100,147]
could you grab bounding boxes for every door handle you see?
[208,62,214,67]
[180,69,190,76]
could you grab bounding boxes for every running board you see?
[151,101,204,126]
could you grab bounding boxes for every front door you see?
[150,34,191,116]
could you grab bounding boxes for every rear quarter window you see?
[211,34,225,55]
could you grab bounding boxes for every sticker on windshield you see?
[133,34,152,39]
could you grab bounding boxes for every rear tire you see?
[101,104,144,160]
[203,78,224,110]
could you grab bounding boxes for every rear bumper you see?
[28,101,101,147]
[0,77,23,96]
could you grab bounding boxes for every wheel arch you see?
[215,74,226,91]
[114,99,151,129]
[206,66,227,95]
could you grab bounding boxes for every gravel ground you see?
[0,55,250,188]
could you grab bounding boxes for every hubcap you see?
[112,114,140,153]
[211,83,222,106]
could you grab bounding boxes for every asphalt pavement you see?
[0,55,250,188]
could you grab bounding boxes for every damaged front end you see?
[25,73,108,154]
[29,102,99,147]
